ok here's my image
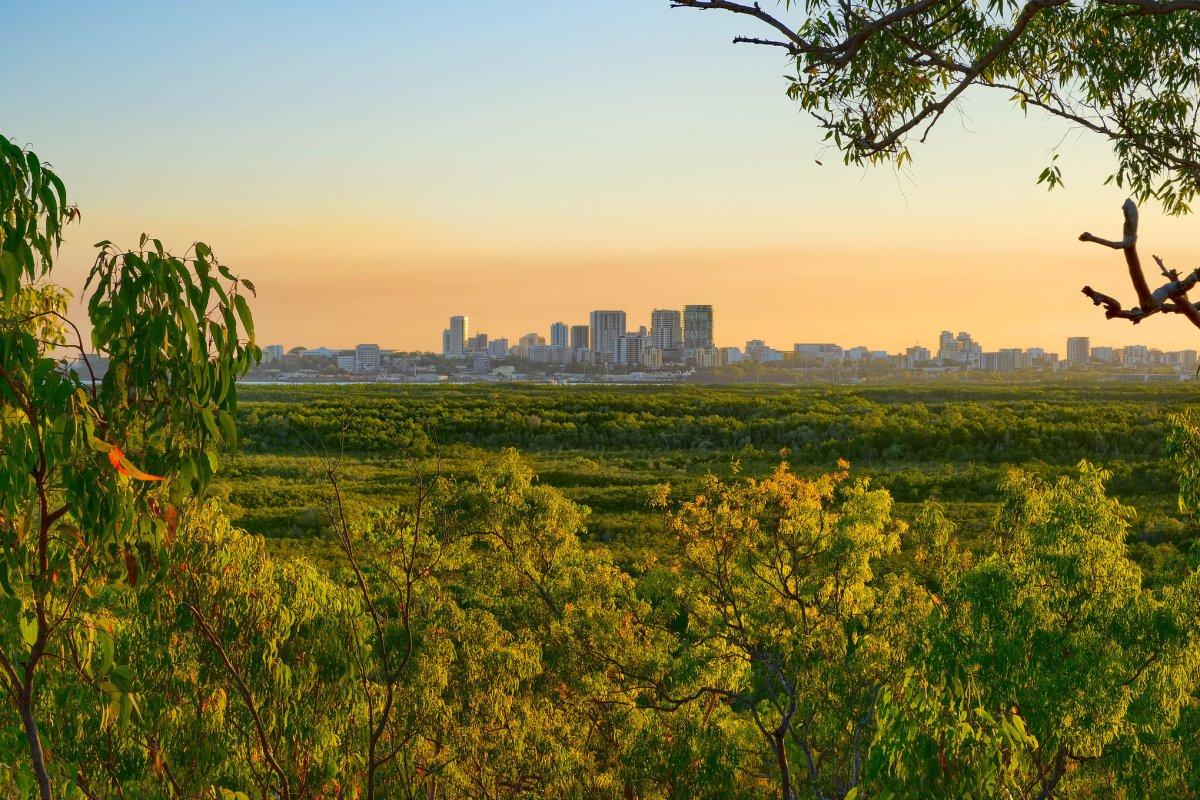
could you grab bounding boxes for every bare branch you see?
[733,35,800,53]
[1080,200,1200,331]
[671,0,819,54]
[1079,198,1139,250]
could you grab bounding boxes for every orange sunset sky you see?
[8,1,1200,354]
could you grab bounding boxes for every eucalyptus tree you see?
[673,0,1200,334]
[426,450,655,798]
[866,465,1200,799]
[654,462,932,800]
[0,135,257,799]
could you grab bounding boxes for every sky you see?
[7,0,1200,354]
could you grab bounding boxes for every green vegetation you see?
[223,383,1198,580]
[676,0,1200,215]
[9,140,1200,799]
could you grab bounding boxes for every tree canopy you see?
[673,0,1200,215]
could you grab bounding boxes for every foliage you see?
[652,462,930,799]
[219,383,1197,573]
[1,135,257,799]
[675,0,1200,214]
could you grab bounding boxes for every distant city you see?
[241,306,1200,384]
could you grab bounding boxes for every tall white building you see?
[684,305,714,349]
[355,343,381,372]
[550,321,569,348]
[442,315,469,357]
[589,310,627,362]
[263,344,284,363]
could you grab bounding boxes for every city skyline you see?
[275,309,1199,368]
[10,2,1200,353]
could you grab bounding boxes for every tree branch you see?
[1080,200,1200,330]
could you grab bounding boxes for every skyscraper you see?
[683,305,714,349]
[650,309,683,353]
[570,324,590,350]
[589,310,626,361]
[550,321,569,348]
[937,330,956,362]
[1067,336,1090,366]
[442,315,469,357]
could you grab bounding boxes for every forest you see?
[225,383,1198,581]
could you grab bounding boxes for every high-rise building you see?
[955,332,982,367]
[997,348,1025,372]
[570,324,590,350]
[936,330,956,362]
[488,338,509,358]
[616,333,650,365]
[263,344,284,363]
[589,310,627,361]
[467,332,488,351]
[1123,344,1149,365]
[442,315,469,357]
[650,309,682,353]
[684,305,714,349]
[355,343,380,372]
[550,321,569,348]
[1066,336,1090,366]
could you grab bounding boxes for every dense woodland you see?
[223,384,1197,581]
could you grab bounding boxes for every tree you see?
[867,465,1200,798]
[672,0,1200,335]
[653,462,931,800]
[0,135,257,799]
[672,0,1200,213]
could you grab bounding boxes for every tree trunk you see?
[19,684,53,800]
[774,733,794,800]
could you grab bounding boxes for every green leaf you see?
[233,293,254,339]
[19,613,38,647]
